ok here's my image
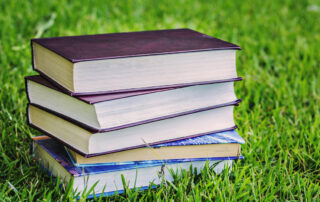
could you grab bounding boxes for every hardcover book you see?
[33,136,240,197]
[26,75,240,131]
[27,102,239,156]
[65,130,245,166]
[31,29,241,95]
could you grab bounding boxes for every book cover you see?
[153,129,245,147]
[31,29,241,63]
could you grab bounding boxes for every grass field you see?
[1,0,320,200]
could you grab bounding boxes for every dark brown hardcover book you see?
[31,29,241,95]
[27,101,240,157]
[25,75,241,132]
[25,75,242,104]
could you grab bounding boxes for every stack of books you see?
[25,29,245,197]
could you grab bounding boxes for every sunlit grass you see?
[1,0,320,200]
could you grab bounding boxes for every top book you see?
[31,28,241,95]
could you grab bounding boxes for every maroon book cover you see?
[31,28,241,63]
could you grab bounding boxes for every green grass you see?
[1,0,320,200]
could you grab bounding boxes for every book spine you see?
[30,40,35,71]
[24,76,31,103]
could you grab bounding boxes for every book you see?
[33,137,239,197]
[31,29,241,95]
[66,130,244,166]
[26,75,240,131]
[27,102,239,157]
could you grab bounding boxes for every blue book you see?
[32,130,244,198]
[65,130,245,167]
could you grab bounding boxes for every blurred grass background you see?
[1,0,320,200]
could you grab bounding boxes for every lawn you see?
[1,0,320,200]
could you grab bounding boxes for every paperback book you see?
[33,136,241,197]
